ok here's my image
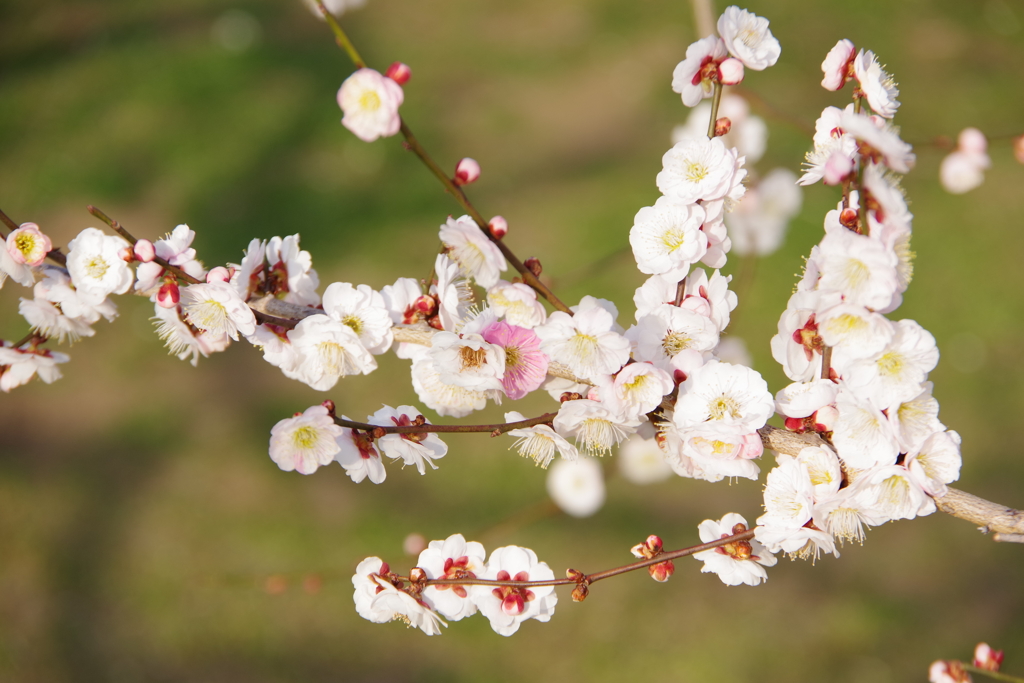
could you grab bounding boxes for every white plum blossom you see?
[815,224,900,311]
[617,434,674,484]
[505,411,579,468]
[429,331,506,396]
[840,109,915,173]
[940,132,990,195]
[553,399,639,457]
[136,224,206,294]
[0,343,69,392]
[629,198,708,281]
[288,314,376,390]
[432,254,474,331]
[838,318,938,408]
[821,39,855,91]
[323,282,393,355]
[470,546,557,636]
[439,215,507,288]
[905,430,962,497]
[812,482,888,545]
[303,0,365,19]
[19,267,118,343]
[755,525,837,562]
[724,168,802,257]
[799,105,858,186]
[817,302,894,359]
[681,268,737,333]
[757,458,814,529]
[5,223,51,267]
[670,425,764,482]
[369,405,448,474]
[546,457,606,517]
[487,280,546,328]
[856,464,935,521]
[411,354,489,418]
[152,303,230,366]
[888,382,944,454]
[831,388,899,470]
[628,303,718,371]
[180,281,257,340]
[673,360,774,435]
[417,534,487,621]
[536,305,630,382]
[692,513,777,586]
[671,35,728,107]
[65,228,133,305]
[268,404,344,474]
[770,289,829,382]
[633,274,677,322]
[352,557,445,635]
[774,379,839,419]
[228,237,266,301]
[0,236,36,288]
[334,420,387,484]
[599,362,674,421]
[657,137,746,205]
[853,50,900,118]
[793,445,843,499]
[337,68,404,142]
[717,6,781,71]
[266,234,320,307]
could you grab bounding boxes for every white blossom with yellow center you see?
[65,227,133,305]
[657,137,746,205]
[268,404,345,475]
[439,215,507,289]
[717,6,781,71]
[180,281,257,341]
[336,67,404,142]
[629,198,708,281]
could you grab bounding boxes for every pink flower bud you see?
[823,150,854,185]
[134,239,156,263]
[320,399,337,417]
[412,294,436,316]
[645,534,663,553]
[385,61,412,85]
[156,280,180,309]
[957,127,987,156]
[6,223,53,267]
[403,533,427,556]
[718,57,745,85]
[524,257,542,276]
[488,215,508,239]
[206,266,231,283]
[648,560,674,583]
[974,643,1004,671]
[813,405,839,432]
[714,116,732,137]
[785,416,807,433]
[453,157,481,185]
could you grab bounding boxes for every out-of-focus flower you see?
[337,68,404,142]
[546,456,605,517]
[717,6,781,71]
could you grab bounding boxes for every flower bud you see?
[645,534,663,553]
[156,280,180,309]
[488,215,508,239]
[813,405,838,432]
[571,583,590,602]
[119,246,135,263]
[409,566,427,584]
[648,560,674,583]
[524,257,542,276]
[385,61,411,85]
[559,391,582,403]
[453,157,481,186]
[714,116,732,137]
[718,57,745,85]
[839,207,860,230]
[413,294,436,316]
[974,643,1004,671]
[320,399,337,417]
[1014,135,1024,165]
[206,266,231,283]
[784,416,807,433]
[134,239,156,263]
[929,660,971,683]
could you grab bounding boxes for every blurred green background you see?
[2,0,1023,681]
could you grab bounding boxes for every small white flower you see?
[553,399,639,457]
[755,524,838,562]
[287,314,376,391]
[816,224,900,311]
[671,35,728,107]
[487,280,546,328]
[692,513,777,586]
[153,302,229,366]
[674,360,774,435]
[758,458,814,529]
[905,430,962,497]
[717,6,781,71]
[628,304,718,372]
[334,420,387,484]
[811,483,887,545]
[600,362,675,421]
[839,319,939,408]
[831,387,899,470]
[774,379,838,419]
[370,405,448,474]
[417,534,487,621]
[657,136,746,205]
[546,457,606,518]
[136,224,207,294]
[352,557,445,635]
[940,149,989,195]
[536,306,630,382]
[629,198,708,280]
[337,68,404,142]
[856,464,935,522]
[799,105,858,186]
[268,404,345,475]
[793,446,843,499]
[65,227,133,305]
[227,237,266,301]
[840,110,915,174]
[888,382,944,454]
[852,50,900,118]
[0,344,69,392]
[817,302,895,359]
[470,546,557,637]
[429,331,506,395]
[179,281,257,341]
[322,282,393,354]
[505,411,578,468]
[439,215,507,288]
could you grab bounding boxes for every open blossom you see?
[673,360,774,435]
[180,281,257,340]
[369,405,448,474]
[888,382,944,454]
[821,39,855,90]
[817,302,894,359]
[65,227,133,304]
[487,281,546,329]
[717,6,781,71]
[411,354,489,418]
[505,411,578,467]
[304,0,366,19]
[337,68,403,142]
[417,534,487,621]
[335,419,387,484]
[268,404,345,475]
[287,314,376,390]
[429,331,506,395]
[265,234,320,307]
[757,458,814,529]
[470,546,557,636]
[629,198,708,280]
[152,303,229,366]
[905,430,962,497]
[831,387,899,470]
[5,223,52,267]
[439,215,507,288]
[693,513,777,586]
[0,343,69,392]
[136,224,206,293]
[19,267,118,343]
[657,136,746,205]
[547,457,605,517]
[481,322,547,400]
[536,305,630,382]
[856,464,935,521]
[799,105,858,186]
[774,379,838,419]
[671,35,728,107]
[838,318,938,408]
[323,282,393,355]
[755,525,837,562]
[553,399,639,457]
[599,362,674,420]
[628,303,718,371]
[840,109,915,173]
[815,224,900,311]
[352,557,445,636]
[432,254,474,331]
[853,49,900,118]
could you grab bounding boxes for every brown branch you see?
[334,411,558,437]
[758,425,1024,541]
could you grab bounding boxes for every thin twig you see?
[335,411,558,437]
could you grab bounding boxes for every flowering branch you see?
[334,411,558,437]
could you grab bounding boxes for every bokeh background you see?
[2,0,1023,681]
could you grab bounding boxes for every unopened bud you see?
[566,568,585,581]
[524,257,542,277]
[320,399,337,417]
[409,567,427,584]
[385,61,411,85]
[1014,135,1024,165]
[813,405,838,432]
[718,57,745,85]
[488,215,508,239]
[571,583,590,602]
[714,116,732,137]
[119,246,135,263]
[156,280,180,309]
[784,416,807,433]
[645,534,663,553]
[731,522,748,536]
[206,266,231,283]
[413,294,436,316]
[839,207,860,229]
[673,369,688,384]
[453,157,481,186]
[134,239,156,263]
[929,660,971,683]
[974,643,1004,671]
[648,560,675,583]
[559,392,582,403]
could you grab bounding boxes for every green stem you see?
[963,665,1024,683]
[707,82,723,139]
[313,0,365,68]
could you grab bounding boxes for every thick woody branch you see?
[758,425,1024,541]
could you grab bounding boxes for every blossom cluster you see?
[353,534,556,637]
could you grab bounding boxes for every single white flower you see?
[774,379,839,419]
[831,387,900,470]
[905,430,962,497]
[856,464,935,522]
[717,6,781,71]
[487,280,546,328]
[553,399,639,457]
[629,198,708,280]
[266,234,320,307]
[432,254,474,331]
[352,557,445,635]
[417,534,487,621]
[940,149,989,195]
[179,281,257,340]
[758,458,814,529]
[65,227,133,305]
[536,306,630,382]
[546,457,606,518]
[136,224,207,294]
[755,524,838,562]
[839,319,938,409]
[853,49,900,118]
[334,420,387,484]
[816,224,900,311]
[505,411,578,468]
[439,215,507,288]
[337,68,404,142]
[888,382,944,454]
[817,302,895,359]
[793,445,843,499]
[470,546,557,637]
[0,344,69,392]
[657,137,746,205]
[671,35,729,107]
[692,512,777,586]
[268,404,345,475]
[370,405,448,474]
[287,314,376,391]
[429,331,506,395]
[411,354,489,418]
[599,362,674,421]
[628,303,719,372]
[799,105,858,186]
[674,360,774,435]
[322,282,393,355]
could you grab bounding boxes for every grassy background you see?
[1,0,1023,681]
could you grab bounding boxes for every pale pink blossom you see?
[671,35,729,107]
[853,50,900,118]
[268,404,345,475]
[717,7,781,71]
[5,223,51,266]
[337,68,404,142]
[821,39,855,91]
[481,321,547,400]
[470,546,557,636]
